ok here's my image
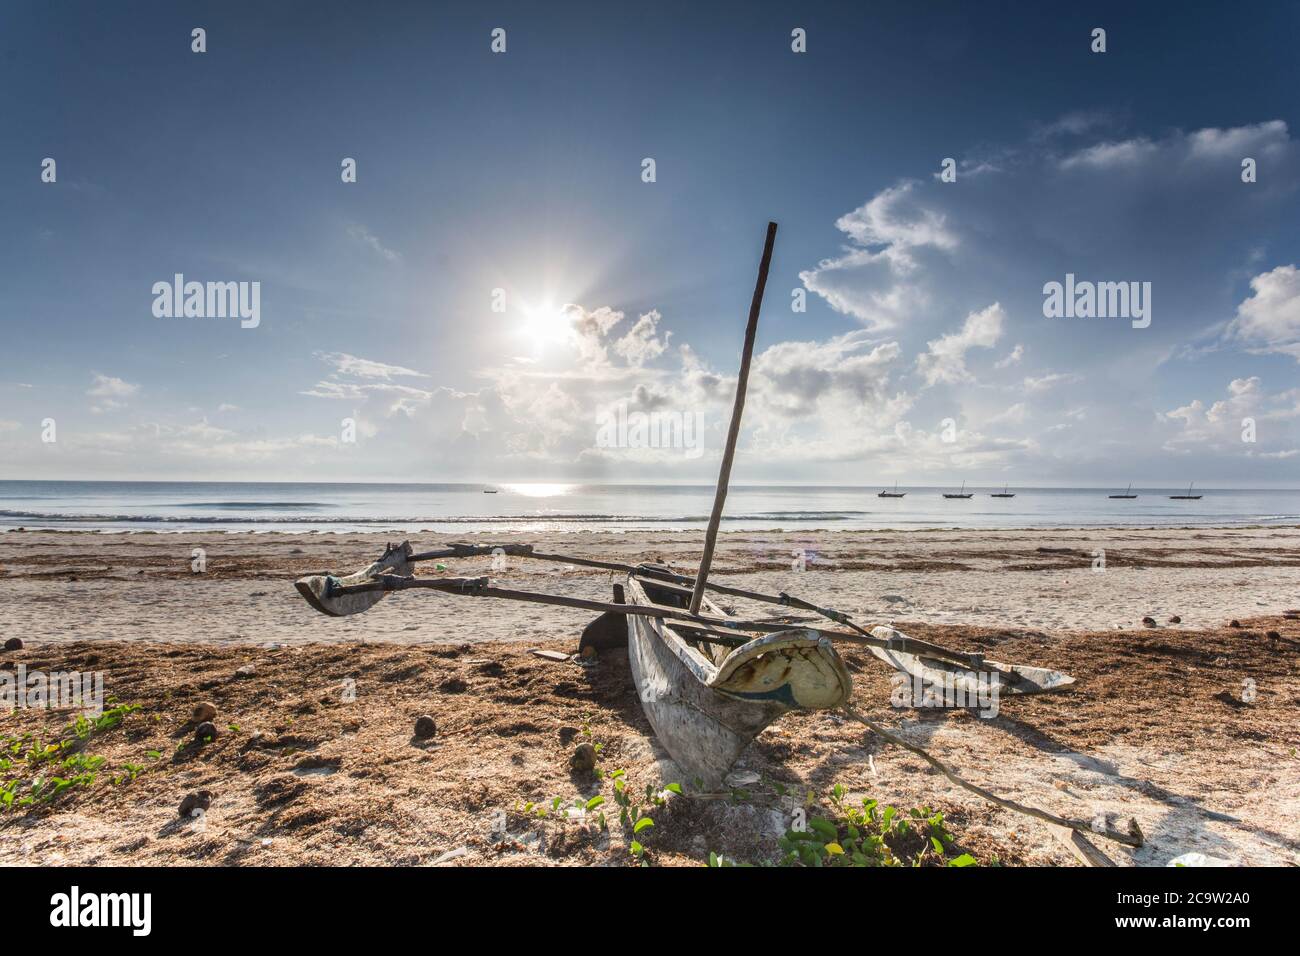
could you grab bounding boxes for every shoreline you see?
[5,522,1300,535]
[4,526,1300,643]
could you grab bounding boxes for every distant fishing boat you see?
[1109,483,1137,499]
[943,481,973,499]
[483,488,499,494]
[877,481,905,498]
[990,484,1015,498]
[1169,482,1202,500]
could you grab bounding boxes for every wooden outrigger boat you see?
[293,223,1142,854]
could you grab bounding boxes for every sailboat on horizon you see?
[1109,483,1137,499]
[942,481,973,499]
[877,481,905,498]
[1169,482,1202,500]
[990,484,1015,498]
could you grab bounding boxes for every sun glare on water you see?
[501,483,575,498]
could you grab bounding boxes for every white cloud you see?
[1023,372,1083,393]
[799,182,956,330]
[989,402,1027,425]
[1226,264,1300,361]
[916,303,1004,386]
[346,223,401,262]
[87,373,139,413]
[994,344,1024,368]
[613,310,671,367]
[753,329,904,418]
[88,374,138,399]
[315,351,427,380]
[1159,377,1284,453]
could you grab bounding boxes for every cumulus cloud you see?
[87,373,139,413]
[88,373,138,398]
[1226,264,1300,361]
[613,310,671,367]
[916,303,1004,386]
[1158,376,1292,455]
[753,329,903,418]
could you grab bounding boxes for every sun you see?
[519,299,574,350]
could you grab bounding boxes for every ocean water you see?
[0,481,1297,533]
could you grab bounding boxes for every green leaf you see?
[633,816,654,833]
[664,782,682,794]
[825,842,845,856]
[629,841,644,856]
[708,852,719,867]
[808,817,838,840]
[931,836,944,854]
[947,853,977,868]
[585,795,605,811]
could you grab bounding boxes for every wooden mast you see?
[689,221,777,615]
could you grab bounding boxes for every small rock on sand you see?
[194,721,219,742]
[178,790,212,818]
[234,664,256,679]
[570,742,597,773]
[3,637,23,651]
[1230,619,1242,628]
[1142,617,1157,628]
[191,701,217,723]
[724,770,760,788]
[1168,615,1182,624]
[414,714,437,738]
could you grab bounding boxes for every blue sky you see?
[3,0,1299,485]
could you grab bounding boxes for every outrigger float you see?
[294,223,1141,858]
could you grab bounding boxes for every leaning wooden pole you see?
[689,221,777,615]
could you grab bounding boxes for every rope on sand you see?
[841,704,1143,850]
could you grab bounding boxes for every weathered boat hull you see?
[625,575,851,790]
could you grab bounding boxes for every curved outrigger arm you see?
[293,540,1075,697]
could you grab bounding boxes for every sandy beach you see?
[2,526,1298,867]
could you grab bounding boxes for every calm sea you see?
[0,481,1296,533]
